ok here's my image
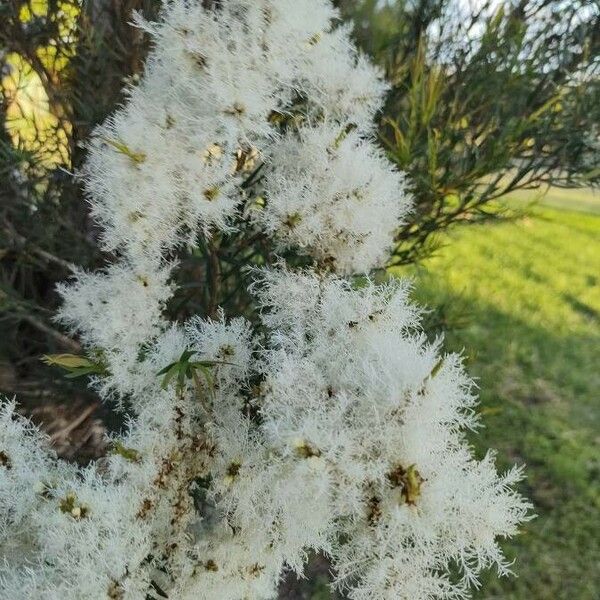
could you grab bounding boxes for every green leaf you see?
[42,353,109,379]
[159,363,180,390]
[99,136,146,164]
[157,349,234,396]
[42,354,94,369]
[429,358,445,379]
[111,441,140,462]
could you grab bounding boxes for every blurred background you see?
[0,1,598,598]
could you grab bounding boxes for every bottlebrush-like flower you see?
[255,124,410,273]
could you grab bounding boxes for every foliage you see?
[337,0,600,263]
[41,352,109,378]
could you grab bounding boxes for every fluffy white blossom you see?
[253,270,531,599]
[0,1,530,599]
[83,0,391,267]
[255,124,410,273]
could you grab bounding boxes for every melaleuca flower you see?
[83,0,390,267]
[0,1,531,599]
[253,270,532,599]
[255,124,410,273]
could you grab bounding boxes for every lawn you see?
[397,193,600,599]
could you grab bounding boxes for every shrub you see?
[338,0,600,263]
[0,2,530,599]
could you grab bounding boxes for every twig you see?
[50,403,98,441]
[20,314,81,353]
[206,240,221,319]
[3,219,76,272]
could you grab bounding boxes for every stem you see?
[206,239,221,319]
[3,219,76,272]
[20,314,81,352]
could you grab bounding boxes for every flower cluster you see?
[254,271,529,599]
[0,1,530,599]
[256,125,409,273]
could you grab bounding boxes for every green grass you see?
[397,192,600,599]
[507,185,600,216]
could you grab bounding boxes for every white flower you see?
[255,270,531,599]
[255,124,411,273]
